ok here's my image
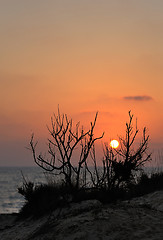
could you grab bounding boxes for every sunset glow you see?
[110,140,119,149]
[0,1,162,166]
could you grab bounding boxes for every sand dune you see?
[0,190,163,240]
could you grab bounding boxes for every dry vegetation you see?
[18,109,163,217]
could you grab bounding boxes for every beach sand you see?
[0,190,163,240]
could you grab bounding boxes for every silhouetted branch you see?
[30,107,104,189]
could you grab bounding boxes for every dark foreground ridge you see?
[0,190,163,240]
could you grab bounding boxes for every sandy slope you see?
[0,191,163,240]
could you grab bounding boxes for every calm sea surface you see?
[0,167,46,214]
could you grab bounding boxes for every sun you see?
[110,139,119,149]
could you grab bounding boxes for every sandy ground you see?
[0,191,163,240]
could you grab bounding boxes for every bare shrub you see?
[101,111,152,190]
[30,107,104,190]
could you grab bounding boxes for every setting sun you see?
[110,139,119,149]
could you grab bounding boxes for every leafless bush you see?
[30,107,104,190]
[101,111,152,189]
[30,109,151,193]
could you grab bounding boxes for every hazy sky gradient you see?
[0,0,163,166]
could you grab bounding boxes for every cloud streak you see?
[123,95,153,101]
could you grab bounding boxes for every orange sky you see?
[0,1,163,166]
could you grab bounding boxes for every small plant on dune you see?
[18,180,77,217]
[18,180,34,202]
[125,170,163,199]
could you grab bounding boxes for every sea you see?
[0,165,162,214]
[0,167,47,214]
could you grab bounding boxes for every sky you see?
[0,0,163,166]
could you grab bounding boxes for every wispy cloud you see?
[123,95,153,101]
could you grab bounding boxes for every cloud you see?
[123,95,153,101]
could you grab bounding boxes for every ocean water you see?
[0,167,47,214]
